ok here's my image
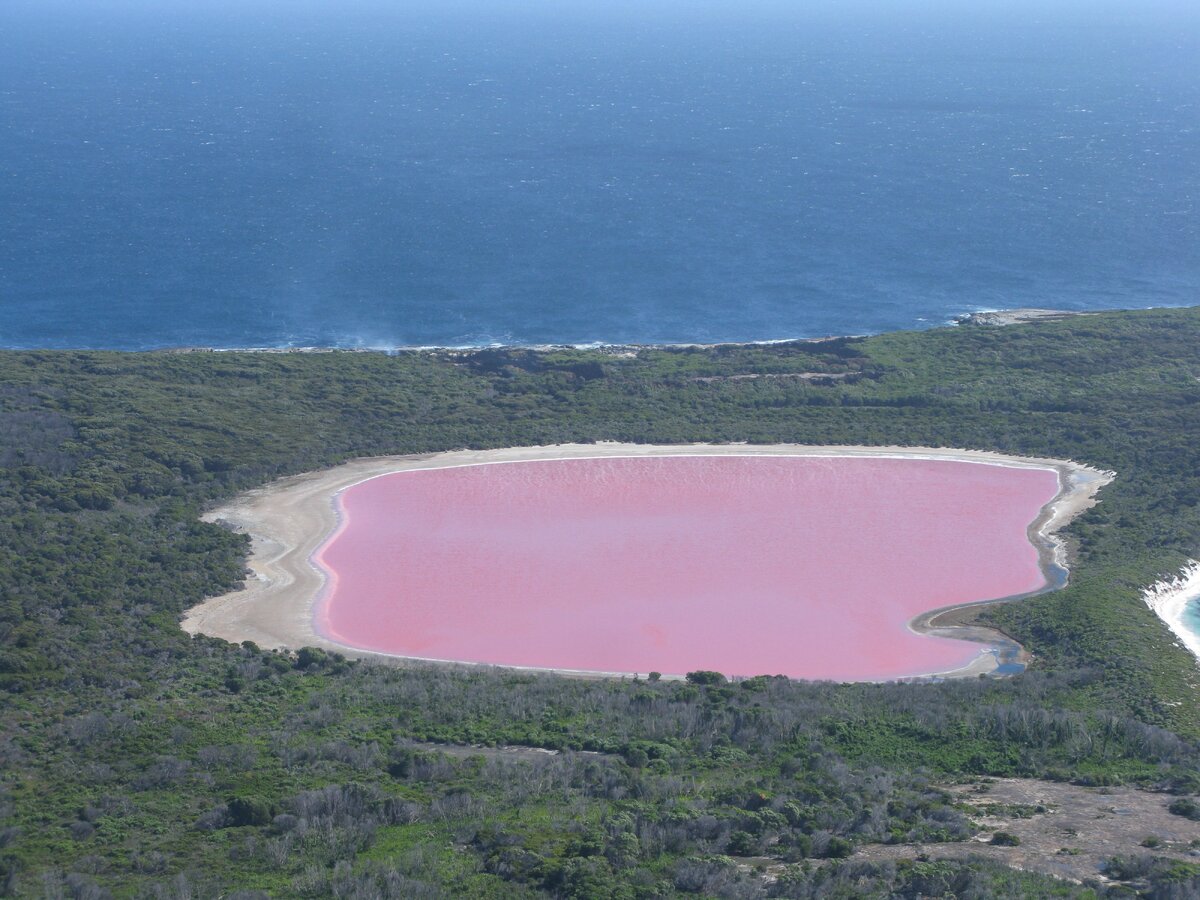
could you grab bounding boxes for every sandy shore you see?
[1142,562,1200,662]
[181,443,1112,681]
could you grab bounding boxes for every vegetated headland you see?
[3,306,1200,897]
[185,444,1109,682]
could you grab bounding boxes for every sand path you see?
[181,443,1112,680]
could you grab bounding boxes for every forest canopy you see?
[2,307,1200,897]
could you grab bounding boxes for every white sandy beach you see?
[181,442,1113,680]
[1142,561,1200,662]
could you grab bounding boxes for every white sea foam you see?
[1142,561,1200,661]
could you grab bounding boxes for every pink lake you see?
[313,456,1060,681]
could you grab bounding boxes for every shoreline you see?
[8,304,1191,357]
[1142,562,1200,663]
[143,306,1101,355]
[173,334,857,355]
[182,443,1112,682]
[909,456,1112,673]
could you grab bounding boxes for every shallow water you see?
[1182,599,1200,642]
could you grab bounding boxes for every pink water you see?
[314,456,1060,681]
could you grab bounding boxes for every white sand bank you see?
[1142,562,1200,662]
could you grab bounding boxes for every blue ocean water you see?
[1,1,1197,350]
[1184,599,1200,638]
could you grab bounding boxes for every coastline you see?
[182,443,1112,682]
[169,334,857,355]
[1142,562,1200,663]
[154,305,1100,355]
[11,304,1190,356]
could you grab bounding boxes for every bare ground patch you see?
[855,778,1200,885]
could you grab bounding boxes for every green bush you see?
[1170,798,1200,821]
[226,797,272,828]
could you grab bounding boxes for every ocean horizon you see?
[2,0,1197,351]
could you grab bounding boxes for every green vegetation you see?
[2,307,1200,896]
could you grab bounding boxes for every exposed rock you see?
[959,308,1088,327]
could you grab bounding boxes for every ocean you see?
[1,0,1197,350]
